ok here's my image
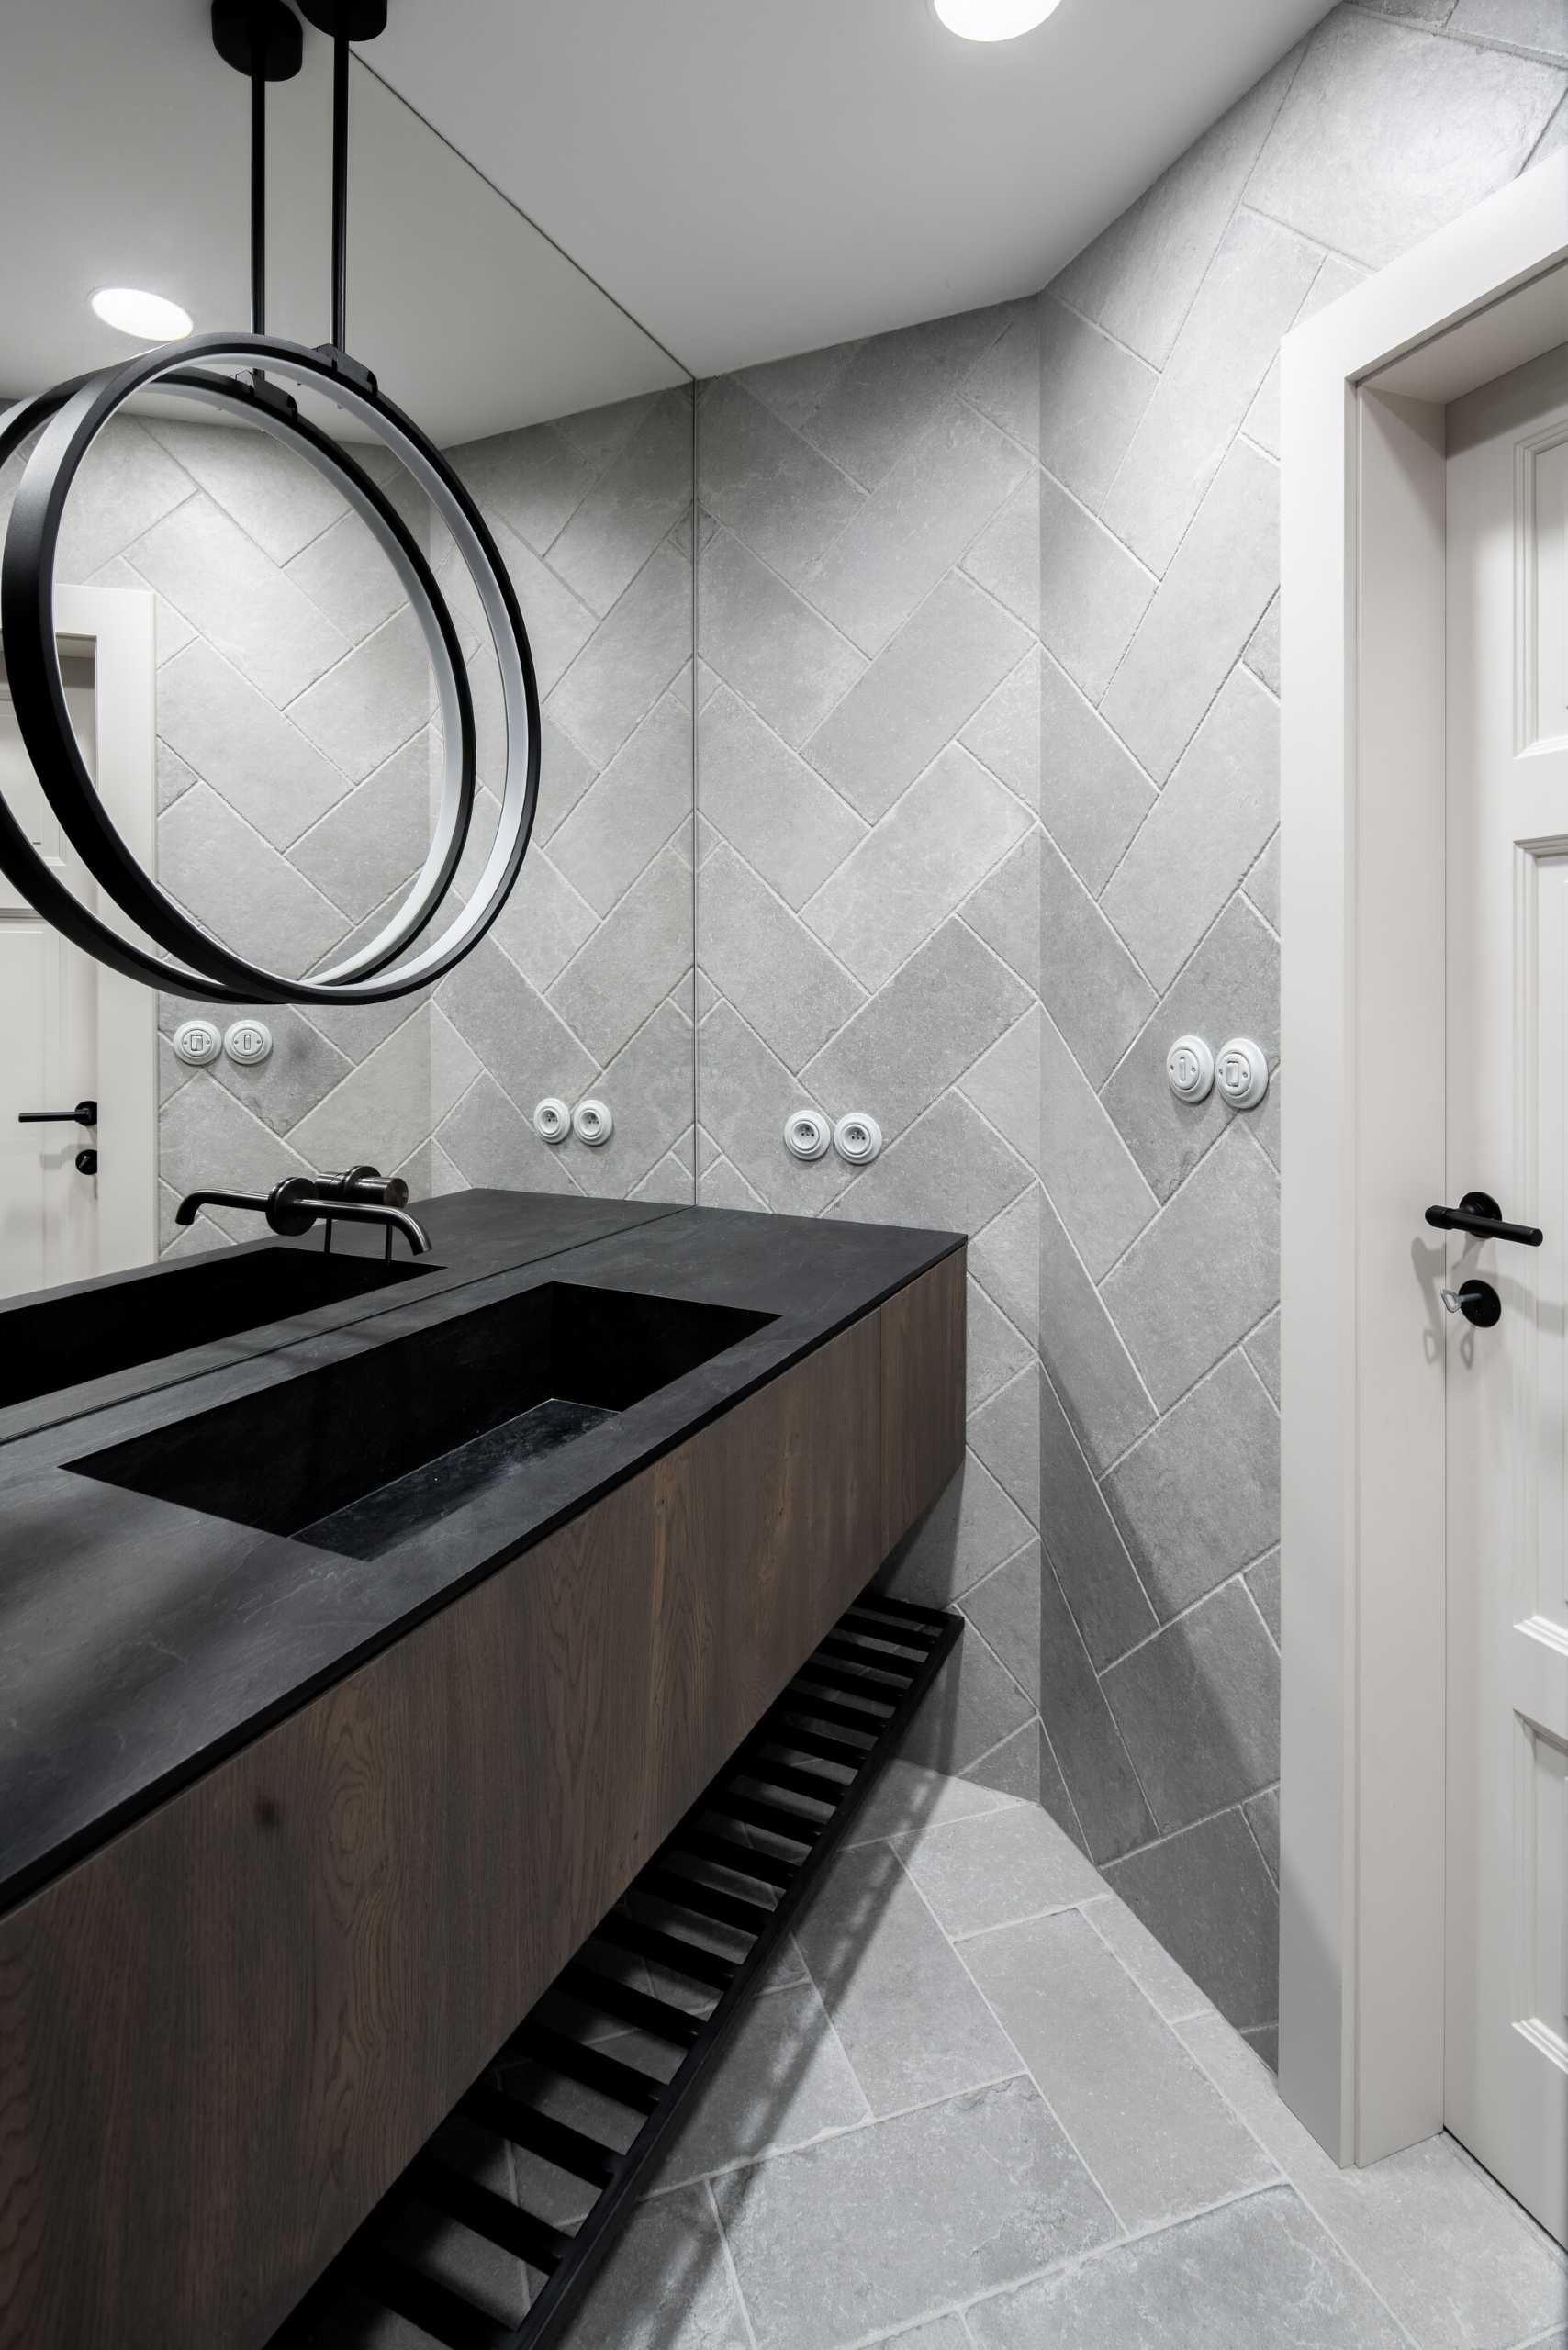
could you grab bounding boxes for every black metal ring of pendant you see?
[0,331,539,1005]
[0,353,485,1002]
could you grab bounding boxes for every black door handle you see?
[1425,1190,1542,1248]
[17,1099,96,1127]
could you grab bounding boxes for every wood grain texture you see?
[0,1280,959,2349]
[879,1250,967,1555]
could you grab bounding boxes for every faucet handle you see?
[314,1164,409,1210]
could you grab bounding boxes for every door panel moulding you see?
[1281,154,1568,2169]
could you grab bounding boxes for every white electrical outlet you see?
[573,1099,614,1147]
[783,1109,832,1161]
[834,1113,882,1166]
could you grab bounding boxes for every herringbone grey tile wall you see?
[1034,0,1566,2052]
[695,303,1047,1803]
[6,386,697,1248]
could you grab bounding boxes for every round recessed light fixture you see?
[931,0,1062,37]
[89,285,194,342]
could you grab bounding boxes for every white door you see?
[1445,341,1568,2247]
[0,588,158,1300]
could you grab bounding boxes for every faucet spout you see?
[173,1171,431,1256]
[289,1195,432,1257]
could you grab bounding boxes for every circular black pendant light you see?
[0,0,540,1005]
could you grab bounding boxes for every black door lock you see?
[1442,1278,1501,1328]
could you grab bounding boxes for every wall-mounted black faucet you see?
[174,1167,431,1258]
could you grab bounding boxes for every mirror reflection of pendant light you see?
[0,0,540,1006]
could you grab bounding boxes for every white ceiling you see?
[0,2,681,445]
[1,0,1337,441]
[368,0,1338,379]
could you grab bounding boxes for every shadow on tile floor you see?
[315,1741,983,2349]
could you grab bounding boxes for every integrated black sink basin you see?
[0,1245,430,1409]
[72,1282,776,1560]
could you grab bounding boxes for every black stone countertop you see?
[0,1190,961,1917]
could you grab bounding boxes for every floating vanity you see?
[0,1191,965,2350]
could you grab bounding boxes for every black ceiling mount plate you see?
[210,0,304,79]
[297,0,389,37]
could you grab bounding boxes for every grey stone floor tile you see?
[961,1908,1275,2231]
[1178,2013,1568,2350]
[711,2076,1115,2350]
[791,1840,1023,2114]
[1081,1892,1214,2023]
[879,2320,971,2349]
[841,1757,1020,1849]
[965,2185,1409,2349]
[892,1802,1104,1938]
[648,1981,871,2189]
[553,2180,752,2350]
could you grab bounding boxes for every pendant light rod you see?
[330,15,348,350]
[252,28,266,334]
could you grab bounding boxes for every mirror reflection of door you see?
[0,590,158,1300]
[1445,342,1568,2251]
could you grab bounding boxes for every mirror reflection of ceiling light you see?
[931,0,1063,38]
[89,286,194,341]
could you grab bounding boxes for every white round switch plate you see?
[834,1112,882,1165]
[573,1098,613,1147]
[783,1109,832,1162]
[532,1097,570,1144]
[223,1017,272,1067]
[173,1017,222,1068]
[1215,1036,1270,1110]
[1167,1035,1215,1103]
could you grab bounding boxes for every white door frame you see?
[1,585,159,1278]
[1281,154,1568,2169]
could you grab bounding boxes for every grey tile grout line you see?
[1168,2028,1428,2349]
[888,1843,1135,2239]
[1037,1351,1161,1633]
[1039,1712,1093,1856]
[1076,1890,1213,2026]
[1090,1292,1282,1490]
[791,762,1037,995]
[1086,867,1274,1103]
[1038,1180,1162,1424]
[1079,1111,1240,1292]
[1037,1544,1166,1844]
[1344,0,1568,73]
[1094,1304,1282,1489]
[702,2171,761,2350]
[1039,1001,1159,1225]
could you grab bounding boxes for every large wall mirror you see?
[0,2,696,1301]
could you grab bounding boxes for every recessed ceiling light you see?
[931,0,1062,38]
[89,286,194,342]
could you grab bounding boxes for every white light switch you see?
[1215,1036,1269,1110]
[173,1018,222,1068]
[223,1018,272,1067]
[1167,1035,1215,1103]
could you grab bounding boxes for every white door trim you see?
[34,586,158,1277]
[1281,154,1568,2168]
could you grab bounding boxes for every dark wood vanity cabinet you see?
[0,1249,964,2350]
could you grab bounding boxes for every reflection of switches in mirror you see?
[1167,1035,1215,1103]
[224,1020,273,1068]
